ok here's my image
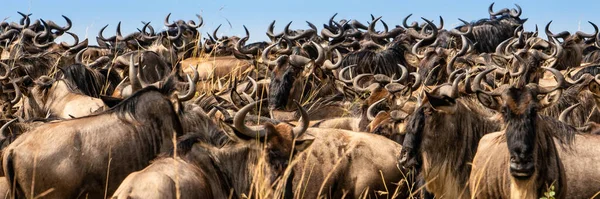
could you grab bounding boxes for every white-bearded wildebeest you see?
[397,72,503,198]
[111,100,313,199]
[17,75,107,120]
[469,68,600,198]
[3,86,184,198]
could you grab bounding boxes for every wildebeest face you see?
[500,87,538,179]
[268,57,307,111]
[213,36,240,56]
[419,50,448,85]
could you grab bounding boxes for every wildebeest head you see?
[262,40,340,111]
[204,24,241,56]
[451,3,527,53]
[226,99,313,196]
[474,67,572,179]
[545,21,598,70]
[504,37,563,87]
[398,74,468,167]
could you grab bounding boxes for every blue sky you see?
[1,0,598,45]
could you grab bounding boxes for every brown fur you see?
[400,93,502,198]
[471,131,600,199]
[19,77,106,120]
[3,87,183,198]
[292,128,408,199]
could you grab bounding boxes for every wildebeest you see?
[262,40,342,112]
[469,67,600,198]
[454,3,527,53]
[398,71,501,198]
[3,86,183,198]
[112,100,313,199]
[17,75,107,120]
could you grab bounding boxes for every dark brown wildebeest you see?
[582,33,600,63]
[398,70,502,198]
[452,3,527,53]
[469,68,600,198]
[545,21,598,70]
[262,40,342,112]
[111,100,314,199]
[3,86,184,199]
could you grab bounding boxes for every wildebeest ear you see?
[588,80,600,96]
[100,95,123,108]
[476,92,501,111]
[169,93,183,114]
[539,89,562,109]
[294,134,315,153]
[425,92,456,114]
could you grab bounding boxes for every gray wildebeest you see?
[469,68,600,198]
[2,86,183,198]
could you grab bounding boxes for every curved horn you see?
[338,64,356,84]
[446,35,471,75]
[234,99,267,138]
[266,20,285,40]
[575,21,598,38]
[473,67,500,96]
[212,24,221,41]
[261,42,281,67]
[289,55,312,67]
[59,32,79,49]
[32,32,54,48]
[0,118,18,139]
[188,14,203,29]
[243,76,257,97]
[46,15,72,32]
[450,19,472,36]
[291,100,309,138]
[164,13,176,27]
[236,25,260,55]
[12,12,30,29]
[536,67,565,94]
[321,20,345,39]
[367,98,386,121]
[403,14,419,29]
[449,73,466,98]
[177,69,198,101]
[312,41,325,65]
[353,74,376,92]
[410,72,422,91]
[98,24,116,42]
[545,21,571,40]
[323,49,343,70]
[140,22,158,41]
[559,103,580,123]
[489,3,510,17]
[75,47,87,64]
[509,4,523,18]
[510,53,526,77]
[395,64,409,83]
[167,23,182,41]
[10,81,21,105]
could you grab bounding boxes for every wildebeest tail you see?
[4,149,22,199]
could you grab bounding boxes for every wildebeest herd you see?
[0,2,600,199]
